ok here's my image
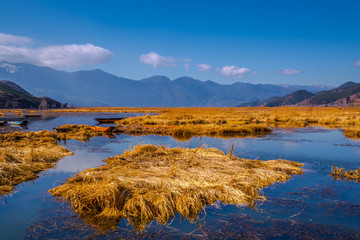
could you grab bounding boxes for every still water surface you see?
[0,113,359,239]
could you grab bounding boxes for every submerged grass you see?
[0,131,72,195]
[330,165,360,183]
[49,144,303,231]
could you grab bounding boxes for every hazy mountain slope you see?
[297,82,360,106]
[236,96,280,107]
[264,90,314,107]
[0,62,333,107]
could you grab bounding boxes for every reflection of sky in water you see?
[0,116,359,239]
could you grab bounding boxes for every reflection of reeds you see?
[50,145,303,231]
[0,131,72,194]
[330,165,360,183]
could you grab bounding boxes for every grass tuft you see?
[50,144,303,231]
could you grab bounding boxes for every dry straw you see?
[0,131,72,194]
[50,144,303,231]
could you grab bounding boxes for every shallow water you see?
[0,114,359,239]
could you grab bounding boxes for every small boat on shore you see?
[9,120,28,126]
[90,126,115,132]
[94,117,125,124]
[25,114,42,118]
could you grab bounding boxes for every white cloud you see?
[0,32,114,69]
[353,60,360,66]
[139,51,176,67]
[179,58,191,71]
[0,44,114,69]
[217,65,251,78]
[0,32,32,45]
[275,69,302,76]
[197,63,212,72]
[184,62,190,71]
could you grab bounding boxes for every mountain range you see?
[0,62,332,107]
[239,81,360,107]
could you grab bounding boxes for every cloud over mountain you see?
[0,32,114,69]
[217,65,251,78]
[140,51,176,67]
[197,64,212,72]
[0,32,32,45]
[275,69,302,76]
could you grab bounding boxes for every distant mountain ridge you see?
[0,80,63,109]
[264,90,314,107]
[0,62,333,107]
[238,81,360,107]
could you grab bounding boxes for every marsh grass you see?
[50,145,303,231]
[0,131,72,194]
[112,107,360,139]
[55,125,108,142]
[330,165,360,183]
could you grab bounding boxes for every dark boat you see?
[0,121,7,126]
[25,114,42,118]
[94,117,125,124]
[9,120,28,126]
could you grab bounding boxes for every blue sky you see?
[0,0,359,86]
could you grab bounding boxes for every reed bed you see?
[0,131,72,194]
[47,107,166,114]
[112,107,360,139]
[330,166,360,183]
[54,125,109,142]
[50,145,303,231]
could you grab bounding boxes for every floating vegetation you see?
[330,165,360,183]
[113,122,272,139]
[54,124,109,142]
[0,131,72,195]
[50,145,303,231]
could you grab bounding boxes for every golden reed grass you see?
[110,107,360,139]
[330,165,360,183]
[54,124,109,142]
[0,131,72,194]
[50,145,303,231]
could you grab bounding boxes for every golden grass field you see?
[50,145,303,231]
[108,107,360,139]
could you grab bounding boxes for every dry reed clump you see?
[54,124,108,142]
[114,118,272,139]
[343,128,360,139]
[50,145,303,231]
[113,107,360,139]
[330,165,360,183]
[0,131,73,195]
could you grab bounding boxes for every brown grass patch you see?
[330,165,360,183]
[0,131,72,195]
[111,107,360,139]
[49,144,303,231]
[54,124,109,142]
